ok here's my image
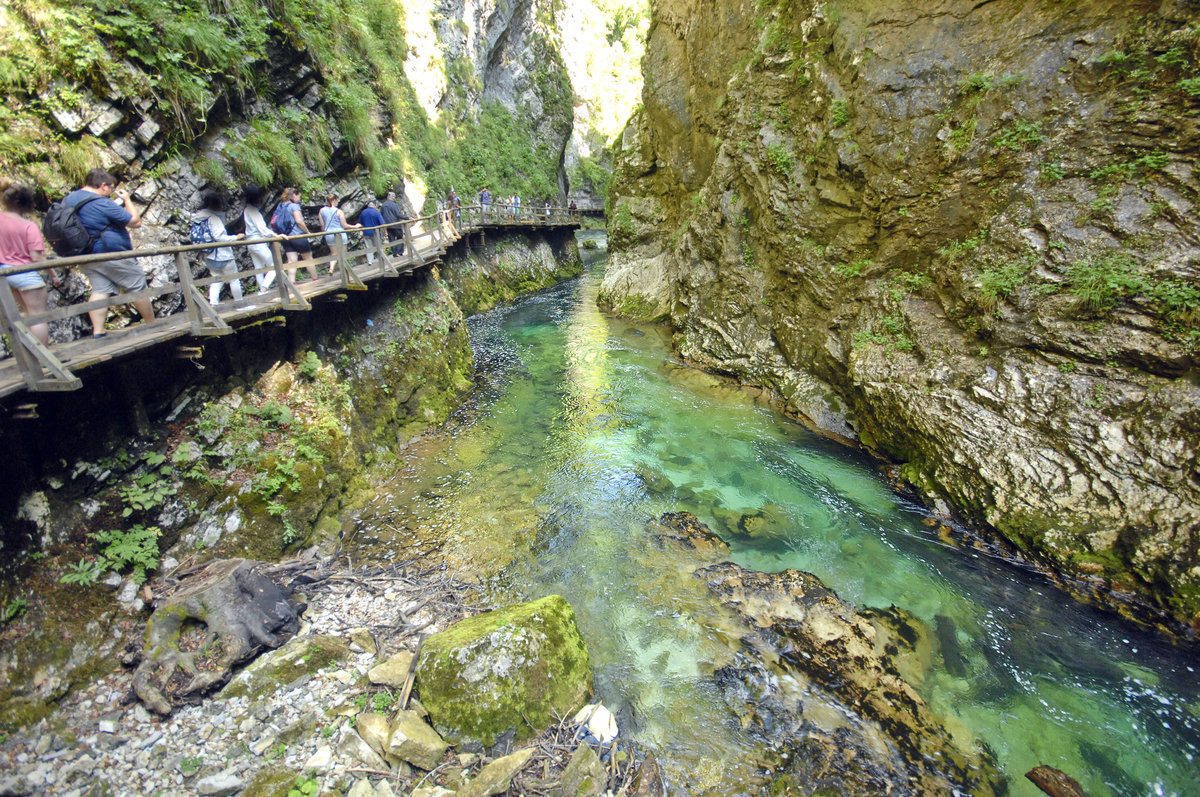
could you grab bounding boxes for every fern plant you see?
[89,524,161,585]
[60,558,104,586]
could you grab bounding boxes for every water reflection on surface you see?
[349,233,1200,796]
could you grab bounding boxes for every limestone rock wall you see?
[605,0,1200,631]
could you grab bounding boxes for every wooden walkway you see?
[0,204,582,400]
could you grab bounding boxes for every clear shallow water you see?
[351,234,1200,796]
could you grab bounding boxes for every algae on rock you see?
[415,595,593,749]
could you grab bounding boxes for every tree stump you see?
[1026,766,1090,797]
[132,558,303,714]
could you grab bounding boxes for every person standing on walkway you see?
[451,189,462,222]
[513,192,521,219]
[479,187,492,218]
[380,191,406,254]
[318,194,361,276]
[192,191,245,305]
[276,187,314,284]
[359,198,385,264]
[0,183,57,346]
[242,184,276,292]
[63,169,155,338]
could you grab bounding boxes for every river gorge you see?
[343,235,1199,796]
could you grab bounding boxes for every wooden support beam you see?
[0,279,80,391]
[272,241,310,311]
[334,236,367,291]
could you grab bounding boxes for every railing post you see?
[175,251,203,334]
[272,240,310,310]
[402,222,417,268]
[0,285,48,388]
[176,250,232,336]
[373,233,396,276]
[334,235,366,290]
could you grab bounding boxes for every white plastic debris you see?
[572,702,618,744]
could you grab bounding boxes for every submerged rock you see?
[415,595,593,749]
[700,561,1004,795]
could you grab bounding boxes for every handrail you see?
[0,204,581,396]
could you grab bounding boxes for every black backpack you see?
[43,194,105,257]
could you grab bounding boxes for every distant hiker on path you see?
[62,169,154,338]
[480,187,492,217]
[359,198,385,264]
[192,190,245,306]
[242,184,276,291]
[380,191,407,255]
[319,194,361,276]
[273,187,314,284]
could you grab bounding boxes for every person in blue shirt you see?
[63,169,155,337]
[359,199,386,264]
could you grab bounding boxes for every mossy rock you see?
[241,765,301,797]
[415,595,593,748]
[219,634,351,701]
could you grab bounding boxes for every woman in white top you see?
[192,191,244,305]
[318,194,361,276]
[242,184,275,291]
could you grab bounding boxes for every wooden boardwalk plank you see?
[0,215,577,401]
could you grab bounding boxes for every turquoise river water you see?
[349,234,1199,796]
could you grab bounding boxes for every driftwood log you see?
[1026,765,1090,797]
[132,558,303,714]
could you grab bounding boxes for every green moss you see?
[613,294,665,321]
[416,595,593,748]
[219,635,350,701]
[241,765,302,797]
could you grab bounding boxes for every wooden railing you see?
[0,204,579,398]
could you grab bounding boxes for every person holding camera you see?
[62,168,155,338]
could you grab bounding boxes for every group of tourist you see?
[2,169,155,342]
[477,187,557,218]
[0,172,419,347]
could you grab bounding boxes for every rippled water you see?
[350,233,1200,796]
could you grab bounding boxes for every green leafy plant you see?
[854,313,914,353]
[180,756,203,775]
[766,143,794,175]
[372,691,394,712]
[1064,250,1143,313]
[298,351,322,381]
[1039,160,1066,182]
[288,776,320,797]
[120,470,176,517]
[830,99,849,128]
[835,258,871,278]
[992,120,1046,151]
[1,596,30,624]
[89,524,161,585]
[254,400,293,427]
[60,558,104,586]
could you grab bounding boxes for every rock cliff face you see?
[0,0,641,249]
[604,0,1200,632]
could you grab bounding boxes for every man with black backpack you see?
[58,169,154,338]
